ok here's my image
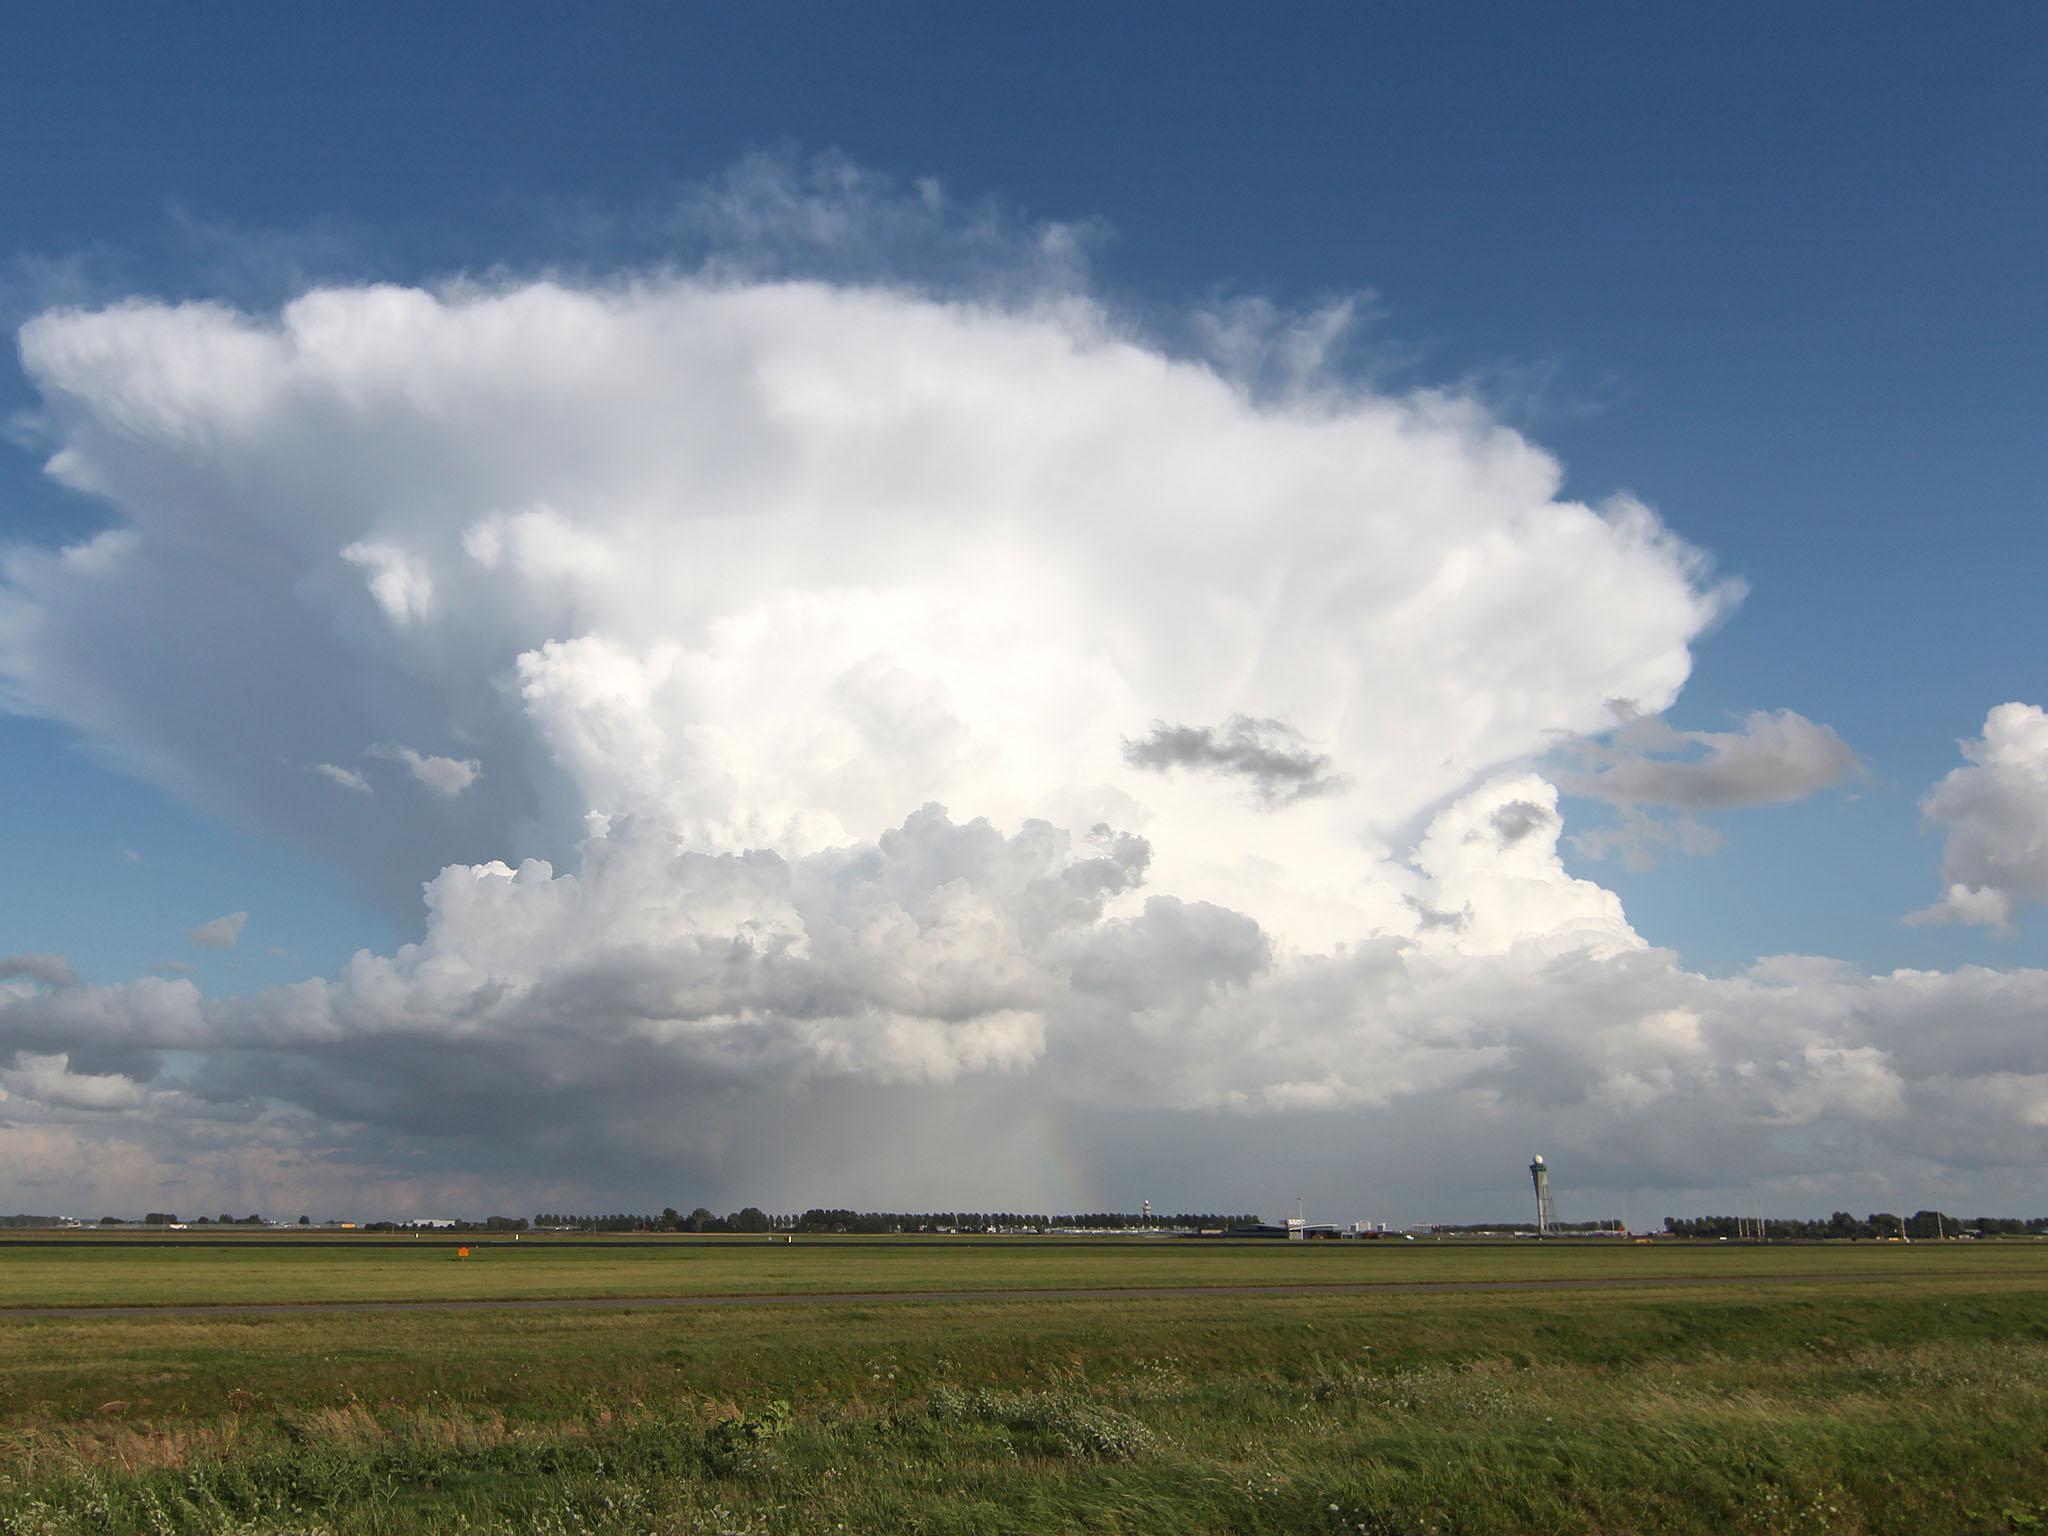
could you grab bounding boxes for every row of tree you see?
[121,1213,266,1226]
[1660,1210,2048,1240]
[28,1207,2048,1238]
[530,1210,767,1232]
[97,1214,536,1231]
[532,1208,1264,1234]
[338,1217,530,1233]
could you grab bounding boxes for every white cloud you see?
[310,761,373,794]
[1908,703,2048,932]
[0,165,2034,1216]
[339,541,434,625]
[368,743,480,797]
[184,911,247,949]
[1,1052,145,1111]
[1909,883,2014,931]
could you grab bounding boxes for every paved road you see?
[0,1268,2008,1321]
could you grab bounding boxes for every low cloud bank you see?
[4,783,2045,1217]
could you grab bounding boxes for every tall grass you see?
[3,1278,2046,1532]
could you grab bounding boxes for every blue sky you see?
[1,9,2044,1217]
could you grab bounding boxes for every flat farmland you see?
[1,1232,2039,1309]
[3,1241,2048,1533]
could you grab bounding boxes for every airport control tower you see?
[1529,1155,1556,1235]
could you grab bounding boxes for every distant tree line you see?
[1432,1221,1627,1234]
[529,1211,755,1233]
[113,1213,270,1226]
[60,1214,536,1232]
[532,1208,1263,1234]
[19,1206,2048,1237]
[1661,1211,2048,1240]
[1045,1213,1263,1231]
[346,1217,530,1233]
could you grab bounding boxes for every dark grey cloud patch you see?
[1489,800,1555,846]
[1121,716,1343,807]
[1404,899,1470,933]
[1562,709,1857,812]
[0,953,81,990]
[1557,709,1857,870]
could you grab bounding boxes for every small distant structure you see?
[1530,1155,1556,1236]
[1224,1198,1343,1240]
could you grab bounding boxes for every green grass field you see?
[2,1232,2038,1308]
[3,1238,2046,1534]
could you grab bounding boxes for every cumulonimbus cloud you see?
[2,265,1732,939]
[0,165,2035,1216]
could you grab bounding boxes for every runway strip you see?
[0,1268,2016,1321]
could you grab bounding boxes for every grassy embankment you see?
[2,1244,2046,1533]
